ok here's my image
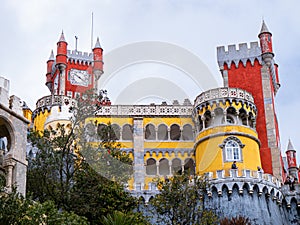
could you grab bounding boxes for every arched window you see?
[224,107,236,124]
[225,140,241,161]
[214,107,224,125]
[157,124,168,140]
[110,124,120,140]
[97,124,108,140]
[184,158,195,175]
[122,124,133,140]
[204,110,212,128]
[182,124,193,140]
[198,115,203,131]
[248,112,254,128]
[220,136,244,162]
[170,124,180,140]
[145,124,156,140]
[0,117,12,152]
[159,158,169,175]
[146,158,157,175]
[239,108,248,126]
[171,158,182,174]
[85,123,96,137]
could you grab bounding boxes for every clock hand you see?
[74,73,84,81]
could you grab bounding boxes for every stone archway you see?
[0,116,14,153]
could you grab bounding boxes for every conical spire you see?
[260,20,271,34]
[59,30,66,42]
[287,139,295,151]
[94,37,101,49]
[48,50,54,61]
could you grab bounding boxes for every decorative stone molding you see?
[194,87,255,107]
[95,105,193,116]
[33,95,76,119]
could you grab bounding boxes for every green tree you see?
[0,186,88,225]
[101,210,149,225]
[150,173,218,225]
[27,90,147,224]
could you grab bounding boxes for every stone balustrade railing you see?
[194,87,255,107]
[95,105,193,116]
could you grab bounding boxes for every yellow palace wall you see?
[194,125,261,176]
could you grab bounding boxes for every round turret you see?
[92,37,104,90]
[45,50,55,91]
[56,31,68,67]
[258,20,274,66]
[193,87,261,175]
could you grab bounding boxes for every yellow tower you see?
[193,87,262,176]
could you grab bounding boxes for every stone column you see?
[4,158,15,193]
[58,64,66,95]
[133,117,145,190]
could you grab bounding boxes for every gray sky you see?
[1,0,299,164]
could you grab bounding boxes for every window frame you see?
[219,136,244,162]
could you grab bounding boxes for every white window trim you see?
[219,136,245,162]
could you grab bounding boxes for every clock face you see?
[69,69,90,86]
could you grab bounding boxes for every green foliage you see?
[26,89,146,224]
[101,211,150,225]
[220,216,252,225]
[68,161,137,224]
[0,187,88,225]
[27,124,80,210]
[151,173,218,225]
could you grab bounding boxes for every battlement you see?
[217,42,262,69]
[67,50,93,64]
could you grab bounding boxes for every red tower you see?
[45,32,103,98]
[286,139,298,180]
[217,21,282,178]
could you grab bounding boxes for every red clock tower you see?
[217,21,283,178]
[45,32,103,98]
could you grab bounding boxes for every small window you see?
[122,124,133,140]
[157,124,168,140]
[145,124,156,140]
[225,140,241,161]
[159,158,170,175]
[146,158,157,175]
[170,124,180,140]
[182,124,193,140]
[220,136,244,162]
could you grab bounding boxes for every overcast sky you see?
[1,0,300,164]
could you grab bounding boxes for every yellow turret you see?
[193,87,262,176]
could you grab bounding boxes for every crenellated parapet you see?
[67,50,93,65]
[281,184,300,208]
[217,42,262,69]
[205,169,282,197]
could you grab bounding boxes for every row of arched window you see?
[197,106,255,132]
[86,123,194,141]
[145,157,195,175]
[145,124,194,141]
[94,123,133,141]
